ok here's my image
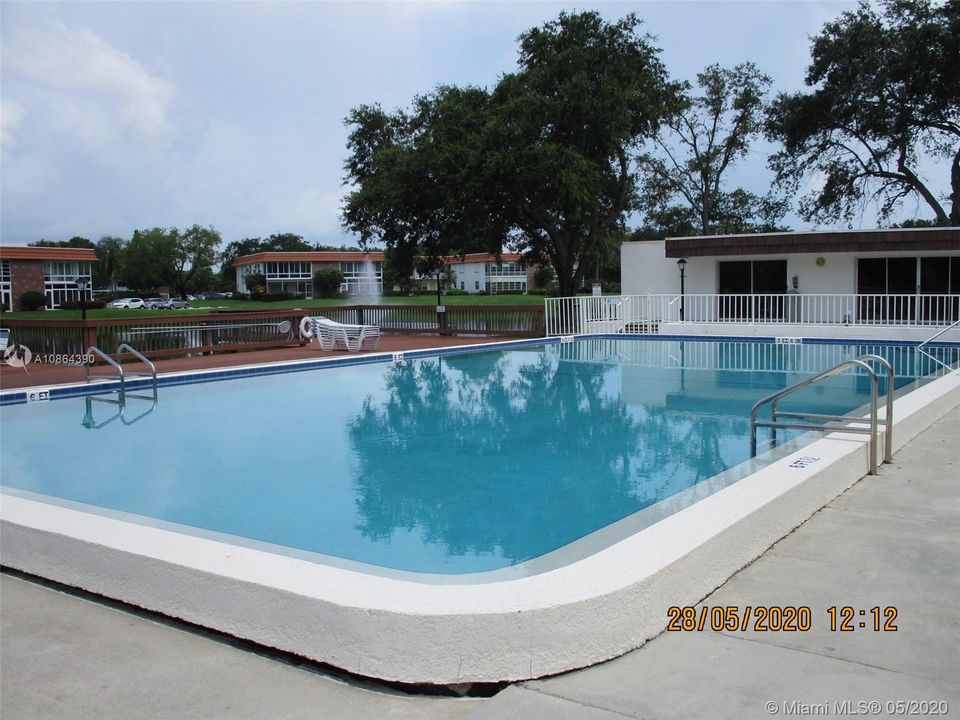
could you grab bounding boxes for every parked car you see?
[202,292,229,300]
[107,298,145,309]
[162,298,190,310]
[143,297,165,309]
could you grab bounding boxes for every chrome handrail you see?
[117,343,158,402]
[917,317,960,349]
[750,354,895,475]
[917,318,960,372]
[85,346,124,390]
[84,343,158,402]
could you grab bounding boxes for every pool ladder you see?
[85,343,158,401]
[749,354,894,475]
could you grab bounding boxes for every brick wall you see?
[10,260,46,310]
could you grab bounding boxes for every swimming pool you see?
[1,338,955,575]
[2,336,959,683]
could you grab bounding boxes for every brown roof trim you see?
[664,227,960,257]
[0,246,98,262]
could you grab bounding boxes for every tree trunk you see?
[949,149,960,226]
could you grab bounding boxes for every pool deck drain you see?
[3,405,958,719]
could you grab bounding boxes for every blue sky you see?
[1,1,865,247]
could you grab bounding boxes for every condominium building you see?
[0,246,96,311]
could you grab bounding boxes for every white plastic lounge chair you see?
[299,316,380,353]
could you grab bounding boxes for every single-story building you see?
[0,246,97,311]
[622,227,960,327]
[233,251,533,297]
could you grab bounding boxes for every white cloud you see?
[2,22,176,149]
[0,99,25,155]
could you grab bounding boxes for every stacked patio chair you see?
[299,316,381,353]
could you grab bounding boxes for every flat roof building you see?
[232,251,532,297]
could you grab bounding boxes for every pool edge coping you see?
[3,364,959,684]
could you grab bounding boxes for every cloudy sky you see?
[1,1,863,248]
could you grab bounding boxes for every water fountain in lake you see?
[357,256,382,304]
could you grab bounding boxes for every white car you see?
[107,298,145,309]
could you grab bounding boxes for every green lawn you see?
[0,293,548,320]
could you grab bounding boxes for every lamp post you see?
[75,276,88,321]
[676,258,687,321]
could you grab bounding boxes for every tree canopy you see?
[125,225,220,297]
[29,237,95,249]
[342,11,682,295]
[766,0,960,226]
[637,63,788,237]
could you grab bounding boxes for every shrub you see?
[444,288,469,296]
[244,273,266,294]
[314,269,345,298]
[533,265,556,289]
[20,291,47,311]
[527,287,552,296]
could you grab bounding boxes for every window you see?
[856,256,960,323]
[485,261,526,276]
[0,260,10,311]
[475,281,480,290]
[339,260,383,294]
[488,280,527,293]
[44,261,91,309]
[265,262,311,279]
[266,280,312,297]
[717,260,787,320]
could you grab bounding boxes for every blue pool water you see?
[1,339,956,574]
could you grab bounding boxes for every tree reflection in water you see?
[348,347,745,566]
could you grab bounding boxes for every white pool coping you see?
[2,359,959,684]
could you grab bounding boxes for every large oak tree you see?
[766,0,960,226]
[342,11,681,296]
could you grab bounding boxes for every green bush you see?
[314,269,345,298]
[244,273,267,293]
[20,291,47,311]
[444,288,469,296]
[533,265,556,290]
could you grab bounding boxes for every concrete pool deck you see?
[3,405,958,718]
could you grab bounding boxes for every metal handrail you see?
[917,318,960,372]
[917,317,960,349]
[84,343,158,402]
[118,343,157,385]
[750,354,895,475]
[85,346,124,388]
[117,342,158,403]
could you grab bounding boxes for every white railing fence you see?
[544,294,960,337]
[554,337,957,378]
